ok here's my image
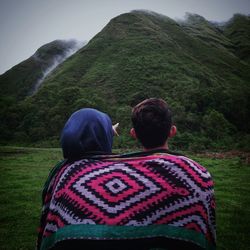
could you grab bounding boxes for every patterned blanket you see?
[37,151,216,250]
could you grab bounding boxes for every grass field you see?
[0,146,249,250]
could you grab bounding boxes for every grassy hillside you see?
[0,39,82,100]
[223,14,250,62]
[0,11,249,150]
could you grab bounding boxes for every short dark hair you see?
[131,98,172,149]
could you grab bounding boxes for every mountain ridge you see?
[0,39,84,99]
[0,10,249,149]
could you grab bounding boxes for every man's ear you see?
[169,125,177,138]
[130,128,137,139]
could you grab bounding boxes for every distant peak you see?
[35,39,84,53]
[184,12,208,24]
[223,13,250,29]
[131,9,173,20]
[29,39,86,95]
[232,13,250,19]
[131,9,163,16]
[227,13,250,23]
[33,39,84,61]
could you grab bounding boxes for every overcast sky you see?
[0,0,249,74]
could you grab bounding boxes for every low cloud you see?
[30,40,85,95]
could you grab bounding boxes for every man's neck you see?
[143,143,169,152]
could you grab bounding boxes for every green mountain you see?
[180,13,235,53]
[1,11,250,150]
[0,39,83,100]
[223,14,250,62]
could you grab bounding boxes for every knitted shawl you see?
[37,151,216,250]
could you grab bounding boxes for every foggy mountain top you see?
[130,9,250,28]
[32,39,85,61]
[30,39,86,95]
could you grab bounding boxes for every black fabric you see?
[52,237,204,250]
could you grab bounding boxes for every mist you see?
[29,40,85,95]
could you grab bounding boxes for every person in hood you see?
[37,108,118,249]
[60,108,118,159]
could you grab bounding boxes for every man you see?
[127,98,216,249]
[130,98,177,151]
[38,99,216,250]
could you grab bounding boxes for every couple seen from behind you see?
[37,98,216,250]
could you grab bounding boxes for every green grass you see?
[192,155,250,250]
[0,147,62,250]
[0,146,250,250]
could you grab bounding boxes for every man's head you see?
[131,98,176,149]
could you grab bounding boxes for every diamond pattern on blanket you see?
[72,163,163,213]
[105,178,128,194]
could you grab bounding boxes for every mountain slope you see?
[223,14,250,62]
[1,11,249,149]
[0,39,83,100]
[179,13,235,53]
